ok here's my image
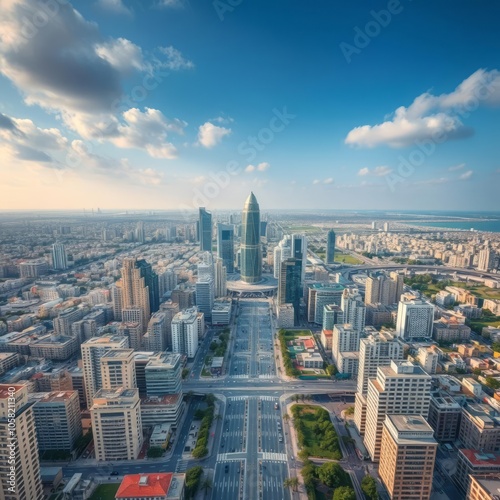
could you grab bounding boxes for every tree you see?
[186,466,203,499]
[492,342,500,353]
[284,477,299,492]
[205,393,216,406]
[192,445,208,459]
[297,449,310,462]
[283,413,290,423]
[201,477,212,498]
[361,475,379,500]
[345,406,354,416]
[147,446,163,458]
[486,377,500,390]
[326,364,337,376]
[317,462,349,489]
[333,486,356,500]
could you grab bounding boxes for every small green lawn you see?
[89,483,119,499]
[470,316,500,335]
[281,329,312,339]
[334,253,363,265]
[293,405,342,460]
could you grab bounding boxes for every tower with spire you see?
[241,192,262,283]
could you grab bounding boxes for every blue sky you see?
[1,0,500,210]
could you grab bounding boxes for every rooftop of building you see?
[0,352,18,360]
[321,329,333,337]
[93,387,137,400]
[386,414,434,436]
[82,334,126,345]
[309,282,345,291]
[29,390,77,403]
[473,476,500,497]
[100,348,134,360]
[0,383,25,399]
[463,403,500,426]
[31,334,75,346]
[460,449,500,466]
[146,352,182,369]
[141,393,181,406]
[116,473,175,498]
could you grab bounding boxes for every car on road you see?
[110,471,119,476]
[225,465,229,473]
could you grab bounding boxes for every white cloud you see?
[312,179,320,185]
[345,69,500,148]
[459,170,474,180]
[358,166,392,177]
[157,0,186,8]
[323,177,334,184]
[245,165,255,173]
[95,38,144,73]
[95,0,133,16]
[448,163,466,171]
[197,122,231,148]
[157,46,194,71]
[245,162,269,173]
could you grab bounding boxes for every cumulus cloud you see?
[358,166,392,177]
[459,170,474,180]
[323,177,334,184]
[245,162,270,173]
[95,38,144,73]
[0,1,192,159]
[157,0,186,8]
[95,0,133,16]
[197,122,231,148]
[345,69,500,148]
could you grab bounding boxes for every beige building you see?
[459,403,500,453]
[120,258,151,332]
[379,415,437,500]
[364,361,431,461]
[81,334,129,407]
[468,475,500,500]
[0,384,44,500]
[91,387,143,461]
[100,349,136,391]
[354,330,403,435]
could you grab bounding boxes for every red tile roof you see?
[303,339,315,349]
[322,329,333,337]
[460,449,500,466]
[115,473,172,498]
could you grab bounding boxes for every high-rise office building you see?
[111,284,123,321]
[120,258,151,330]
[91,387,143,461]
[196,253,215,322]
[390,271,404,303]
[135,221,145,243]
[354,330,403,435]
[364,360,432,461]
[52,242,68,270]
[81,334,129,406]
[323,304,344,330]
[326,229,336,264]
[341,288,366,333]
[159,301,180,351]
[291,234,307,285]
[121,307,144,348]
[0,384,44,500]
[396,294,434,340]
[365,272,403,306]
[307,283,345,323]
[100,349,137,390]
[273,235,291,279]
[30,390,82,452]
[217,223,234,273]
[214,257,227,298]
[171,307,204,358]
[145,352,182,397]
[146,312,168,352]
[379,415,437,500]
[331,324,360,377]
[199,207,212,252]
[278,258,302,325]
[241,192,262,284]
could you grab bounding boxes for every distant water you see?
[407,220,500,232]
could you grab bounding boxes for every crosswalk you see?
[217,453,243,462]
[228,395,277,402]
[261,452,288,462]
[258,374,275,379]
[230,374,249,379]
[176,459,189,472]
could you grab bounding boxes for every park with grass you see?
[88,483,119,500]
[201,328,230,377]
[291,404,342,460]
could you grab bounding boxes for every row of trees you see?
[192,395,216,459]
[278,330,300,377]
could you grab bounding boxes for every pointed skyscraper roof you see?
[244,192,259,208]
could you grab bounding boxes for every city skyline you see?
[1,1,500,210]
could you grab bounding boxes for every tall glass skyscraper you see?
[326,229,336,264]
[217,223,235,273]
[198,207,212,252]
[241,192,262,283]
